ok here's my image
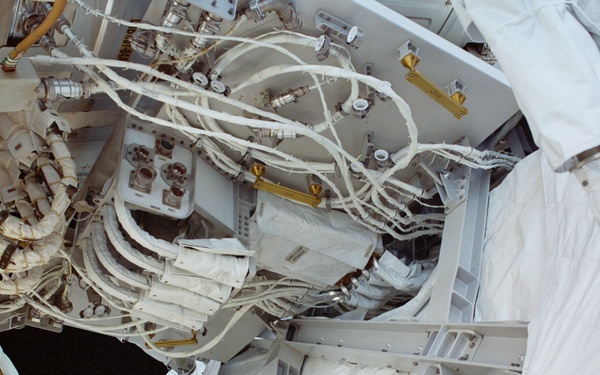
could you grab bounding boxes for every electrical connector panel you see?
[117,125,196,219]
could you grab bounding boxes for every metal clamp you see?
[316,11,364,48]
[251,165,322,207]
[398,40,468,120]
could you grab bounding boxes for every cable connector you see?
[1,53,20,72]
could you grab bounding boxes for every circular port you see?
[165,184,185,207]
[170,185,184,197]
[353,98,369,111]
[167,162,187,181]
[192,72,208,87]
[133,165,156,189]
[157,138,174,157]
[133,146,150,162]
[210,80,227,94]
[374,149,389,162]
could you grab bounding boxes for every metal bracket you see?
[398,40,468,119]
[187,0,238,20]
[316,11,364,48]
[251,165,322,207]
[437,164,470,214]
[359,131,374,168]
[145,332,198,349]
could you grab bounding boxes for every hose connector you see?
[245,0,302,30]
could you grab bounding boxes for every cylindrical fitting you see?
[190,12,223,50]
[132,165,157,190]
[192,72,209,87]
[32,3,71,33]
[166,162,187,182]
[268,86,310,110]
[315,35,331,61]
[164,184,185,207]
[209,80,229,95]
[22,13,57,53]
[374,149,390,169]
[130,29,158,58]
[157,138,175,157]
[162,0,191,28]
[352,98,370,119]
[133,146,151,163]
[38,77,91,102]
[245,0,302,30]
[258,129,299,140]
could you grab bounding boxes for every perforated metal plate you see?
[187,0,238,20]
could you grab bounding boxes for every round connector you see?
[133,146,150,163]
[210,80,227,94]
[192,72,209,87]
[166,162,187,181]
[374,149,389,162]
[132,165,156,189]
[164,184,185,207]
[157,138,175,157]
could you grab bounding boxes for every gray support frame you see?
[222,160,526,375]
[424,168,491,322]
[282,319,527,375]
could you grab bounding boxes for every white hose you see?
[37,156,62,195]
[25,179,51,216]
[50,30,425,237]
[3,219,65,273]
[45,132,78,187]
[81,238,140,303]
[1,184,68,241]
[16,200,38,225]
[91,222,150,290]
[112,193,179,259]
[212,32,359,126]
[102,205,165,275]
[0,266,44,295]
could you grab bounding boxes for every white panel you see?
[194,154,237,233]
[0,48,40,113]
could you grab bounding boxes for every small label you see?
[285,246,309,264]
[117,19,141,61]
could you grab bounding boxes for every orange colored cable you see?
[2,0,67,71]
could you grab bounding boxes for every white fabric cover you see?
[251,191,378,285]
[149,280,220,315]
[375,252,435,293]
[161,262,233,302]
[1,184,69,241]
[174,244,250,288]
[250,224,355,286]
[477,151,600,374]
[178,238,254,256]
[456,0,600,169]
[134,294,207,331]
